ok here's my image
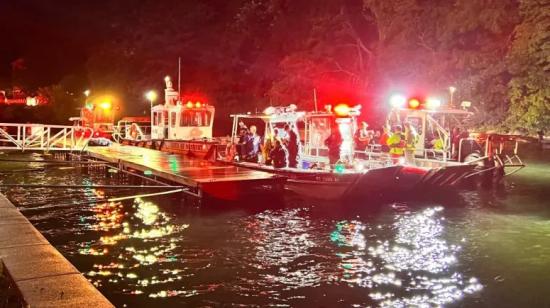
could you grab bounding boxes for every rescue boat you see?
[225,98,525,200]
[112,76,220,157]
[109,75,526,200]
[70,97,115,143]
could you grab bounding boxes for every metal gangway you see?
[0,123,93,152]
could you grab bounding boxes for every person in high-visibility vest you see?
[387,125,406,163]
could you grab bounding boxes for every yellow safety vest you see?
[387,133,405,155]
[433,138,444,150]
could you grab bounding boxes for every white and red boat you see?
[113,76,220,158]
[225,98,525,200]
[110,76,526,200]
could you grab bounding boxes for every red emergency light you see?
[390,93,442,110]
[408,99,420,109]
[185,100,205,108]
[334,104,351,117]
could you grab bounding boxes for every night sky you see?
[0,0,102,88]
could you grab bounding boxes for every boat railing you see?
[0,123,93,152]
[498,154,525,176]
[114,122,151,142]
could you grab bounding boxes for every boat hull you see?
[120,138,218,159]
[231,162,431,201]
[232,162,479,201]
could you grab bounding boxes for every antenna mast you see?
[178,57,181,98]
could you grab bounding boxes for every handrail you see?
[0,123,93,152]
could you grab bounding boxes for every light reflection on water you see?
[0,150,549,307]
[81,197,190,298]
[329,209,483,307]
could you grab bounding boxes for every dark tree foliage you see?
[1,0,548,132]
[507,0,550,132]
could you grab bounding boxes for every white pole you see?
[178,57,181,98]
[313,88,318,112]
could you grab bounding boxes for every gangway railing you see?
[0,123,93,152]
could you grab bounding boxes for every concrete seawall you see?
[0,193,113,307]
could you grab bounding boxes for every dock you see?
[0,193,114,307]
[86,145,285,200]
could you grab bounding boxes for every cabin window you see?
[180,110,211,127]
[171,112,177,128]
[152,112,158,125]
[309,117,331,148]
[163,111,169,126]
[406,116,423,136]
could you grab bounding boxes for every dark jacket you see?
[270,144,289,168]
[244,133,261,161]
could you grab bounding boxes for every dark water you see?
[0,147,549,307]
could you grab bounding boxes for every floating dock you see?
[86,145,286,200]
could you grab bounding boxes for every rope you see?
[0,184,185,189]
[107,188,186,202]
[0,158,107,165]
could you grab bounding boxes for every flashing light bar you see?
[426,97,441,109]
[408,98,420,109]
[334,104,351,117]
[390,94,407,108]
[185,101,206,108]
[390,94,442,110]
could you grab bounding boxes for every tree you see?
[363,0,519,128]
[507,0,550,132]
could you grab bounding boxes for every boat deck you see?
[87,145,285,200]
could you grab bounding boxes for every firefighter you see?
[243,125,261,163]
[284,124,300,168]
[354,121,371,151]
[262,128,278,165]
[270,139,289,168]
[236,121,249,159]
[379,125,390,152]
[387,125,405,163]
[403,121,418,163]
[325,127,343,166]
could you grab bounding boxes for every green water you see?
[0,146,548,307]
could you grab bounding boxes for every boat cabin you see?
[150,77,215,140]
[151,103,214,140]
[230,104,360,165]
[387,105,473,160]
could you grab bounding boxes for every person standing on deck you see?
[325,127,343,166]
[262,128,279,165]
[387,125,405,163]
[354,121,371,151]
[284,124,300,168]
[270,139,289,168]
[244,125,261,163]
[403,121,418,163]
[379,125,390,153]
[237,121,249,160]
